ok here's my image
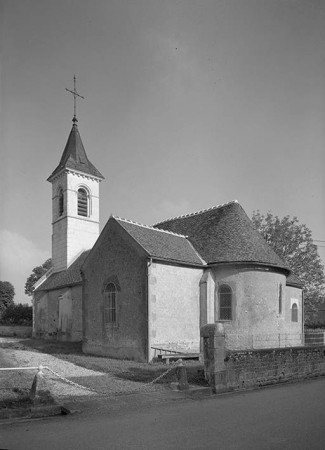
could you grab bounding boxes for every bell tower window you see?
[78,188,88,217]
[58,189,64,216]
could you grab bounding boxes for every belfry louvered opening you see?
[78,188,88,216]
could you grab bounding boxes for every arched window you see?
[104,283,117,323]
[291,303,298,322]
[78,188,88,217]
[58,188,64,216]
[218,285,232,320]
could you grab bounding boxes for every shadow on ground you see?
[3,338,83,356]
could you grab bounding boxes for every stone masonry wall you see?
[82,221,148,361]
[225,346,325,391]
[201,323,325,394]
[33,286,82,341]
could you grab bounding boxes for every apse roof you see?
[153,200,290,272]
[286,272,304,287]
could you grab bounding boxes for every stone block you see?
[29,369,58,407]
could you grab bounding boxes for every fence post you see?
[175,360,189,390]
[200,322,228,393]
[29,365,57,406]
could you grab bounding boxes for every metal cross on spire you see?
[65,75,84,124]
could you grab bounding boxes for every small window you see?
[78,188,88,216]
[278,283,282,314]
[218,284,232,320]
[104,283,117,323]
[291,303,298,322]
[59,189,64,216]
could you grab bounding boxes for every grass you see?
[0,388,32,410]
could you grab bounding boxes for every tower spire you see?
[65,75,84,124]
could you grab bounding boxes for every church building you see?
[33,113,303,362]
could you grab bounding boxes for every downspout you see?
[146,257,152,363]
[302,289,304,336]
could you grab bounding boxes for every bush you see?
[304,322,325,330]
[0,303,32,326]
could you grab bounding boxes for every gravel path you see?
[0,338,169,402]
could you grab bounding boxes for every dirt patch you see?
[0,338,208,406]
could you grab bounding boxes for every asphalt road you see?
[1,378,325,450]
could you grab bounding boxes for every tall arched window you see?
[78,188,88,217]
[218,284,232,320]
[291,303,298,322]
[58,188,64,216]
[104,283,117,323]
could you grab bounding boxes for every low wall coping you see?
[226,345,325,356]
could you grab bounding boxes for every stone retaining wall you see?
[201,322,325,393]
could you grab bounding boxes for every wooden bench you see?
[157,353,200,365]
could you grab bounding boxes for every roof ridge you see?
[114,216,188,238]
[153,199,239,226]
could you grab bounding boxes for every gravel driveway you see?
[0,338,172,402]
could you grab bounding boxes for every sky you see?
[0,0,324,305]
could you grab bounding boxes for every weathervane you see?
[65,75,84,123]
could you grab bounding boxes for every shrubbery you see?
[0,303,32,326]
[305,322,325,330]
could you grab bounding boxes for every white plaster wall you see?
[51,171,101,272]
[210,267,303,349]
[206,270,215,324]
[285,284,303,338]
[149,262,203,358]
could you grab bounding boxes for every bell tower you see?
[47,78,104,272]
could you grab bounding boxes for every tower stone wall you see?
[51,170,100,272]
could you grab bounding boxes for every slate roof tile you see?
[116,218,204,265]
[47,124,104,181]
[153,201,290,271]
[35,250,90,292]
[286,272,304,287]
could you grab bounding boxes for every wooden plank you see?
[158,353,200,364]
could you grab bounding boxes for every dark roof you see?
[286,272,304,288]
[47,123,104,181]
[35,250,90,292]
[153,201,290,271]
[115,218,204,265]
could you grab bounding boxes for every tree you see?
[0,303,32,325]
[25,258,52,296]
[252,211,325,313]
[0,281,15,317]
